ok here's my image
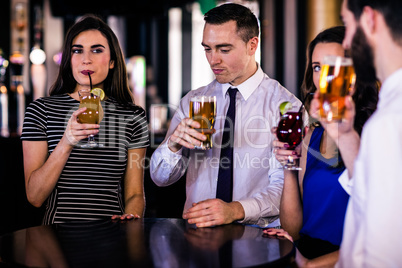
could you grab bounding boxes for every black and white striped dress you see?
[21,94,149,224]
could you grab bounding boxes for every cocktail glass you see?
[276,108,303,170]
[77,89,103,148]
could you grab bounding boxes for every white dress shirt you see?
[150,66,301,227]
[337,68,402,267]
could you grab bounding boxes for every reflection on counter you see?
[0,218,295,267]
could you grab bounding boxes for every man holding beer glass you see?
[310,0,402,266]
[150,3,300,228]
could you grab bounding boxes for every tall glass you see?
[189,96,216,150]
[276,108,303,170]
[318,55,356,122]
[77,89,104,148]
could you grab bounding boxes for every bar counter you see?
[0,218,294,267]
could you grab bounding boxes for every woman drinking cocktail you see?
[21,15,149,224]
[77,86,104,148]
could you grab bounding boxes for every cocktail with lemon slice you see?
[77,87,105,148]
[276,101,303,170]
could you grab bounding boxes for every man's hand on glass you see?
[168,118,206,152]
[310,91,356,143]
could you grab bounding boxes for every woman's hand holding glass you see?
[272,137,301,168]
[64,107,100,147]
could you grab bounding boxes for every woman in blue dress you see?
[264,26,378,267]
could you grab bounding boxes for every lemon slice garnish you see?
[279,101,292,115]
[91,88,105,101]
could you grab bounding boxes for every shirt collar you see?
[220,64,264,101]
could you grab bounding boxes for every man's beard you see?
[351,26,377,83]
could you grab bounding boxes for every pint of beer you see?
[189,96,216,149]
[318,55,356,122]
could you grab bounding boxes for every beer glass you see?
[77,89,104,148]
[276,107,303,170]
[318,55,356,122]
[189,96,216,150]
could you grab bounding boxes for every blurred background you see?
[0,0,342,234]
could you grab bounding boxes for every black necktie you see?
[216,87,237,203]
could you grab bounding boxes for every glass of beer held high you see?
[318,55,356,122]
[190,95,216,150]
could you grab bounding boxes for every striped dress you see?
[21,94,149,224]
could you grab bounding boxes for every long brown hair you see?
[49,14,133,104]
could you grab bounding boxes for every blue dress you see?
[298,126,349,256]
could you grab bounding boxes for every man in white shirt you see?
[150,3,300,228]
[310,0,402,266]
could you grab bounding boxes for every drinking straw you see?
[88,73,92,89]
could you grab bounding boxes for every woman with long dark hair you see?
[21,15,149,224]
